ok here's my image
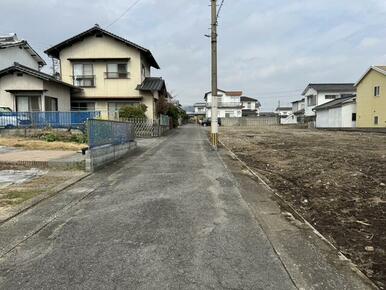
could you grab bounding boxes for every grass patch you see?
[1,190,41,206]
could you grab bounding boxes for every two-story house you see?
[302,83,356,121]
[204,90,243,118]
[355,66,386,127]
[193,102,207,116]
[44,24,165,120]
[241,96,261,117]
[0,34,46,70]
[291,98,305,123]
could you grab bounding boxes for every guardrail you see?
[0,111,100,129]
[87,119,135,149]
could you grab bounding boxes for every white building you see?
[314,95,356,128]
[302,83,356,121]
[193,102,207,116]
[290,98,305,123]
[241,96,261,117]
[205,90,243,118]
[275,106,294,124]
[0,34,46,71]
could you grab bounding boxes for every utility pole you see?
[210,0,219,148]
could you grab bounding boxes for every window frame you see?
[45,96,58,112]
[374,86,380,97]
[105,63,129,79]
[73,63,95,87]
[374,116,379,125]
[307,95,316,106]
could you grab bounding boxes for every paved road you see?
[0,125,372,289]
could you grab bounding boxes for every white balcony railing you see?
[206,102,242,108]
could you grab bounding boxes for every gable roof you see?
[0,35,46,66]
[136,77,166,92]
[302,83,355,95]
[354,65,386,87]
[0,62,80,90]
[313,95,356,111]
[44,24,160,69]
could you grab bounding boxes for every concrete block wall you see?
[86,141,137,172]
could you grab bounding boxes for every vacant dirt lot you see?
[220,126,386,289]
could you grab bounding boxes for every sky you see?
[1,0,386,110]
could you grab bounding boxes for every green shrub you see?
[45,133,57,142]
[119,104,147,119]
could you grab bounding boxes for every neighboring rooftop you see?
[0,33,46,66]
[0,62,80,90]
[136,77,166,92]
[45,24,160,69]
[302,83,355,95]
[204,89,243,99]
[291,98,304,104]
[313,95,356,111]
[275,106,292,111]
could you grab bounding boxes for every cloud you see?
[1,0,386,110]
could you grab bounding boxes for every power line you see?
[216,0,225,21]
[106,0,143,28]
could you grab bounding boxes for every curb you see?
[218,139,379,290]
[0,172,91,225]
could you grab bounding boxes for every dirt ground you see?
[0,166,84,220]
[0,137,84,151]
[220,126,386,289]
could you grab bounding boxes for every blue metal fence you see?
[87,119,135,149]
[0,111,100,129]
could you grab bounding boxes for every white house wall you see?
[315,102,356,128]
[341,103,356,128]
[0,46,40,70]
[43,81,72,111]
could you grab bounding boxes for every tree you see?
[119,104,147,119]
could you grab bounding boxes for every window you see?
[71,102,96,111]
[141,64,146,80]
[73,64,94,87]
[247,102,251,109]
[16,95,41,112]
[374,86,380,96]
[352,113,356,122]
[325,95,338,100]
[45,97,58,111]
[374,116,379,125]
[106,63,128,79]
[307,95,316,106]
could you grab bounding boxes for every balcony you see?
[206,102,242,108]
[73,75,95,87]
[104,72,130,79]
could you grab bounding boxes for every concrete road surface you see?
[0,125,374,289]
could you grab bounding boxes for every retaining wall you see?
[86,141,137,172]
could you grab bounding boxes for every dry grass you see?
[0,137,84,151]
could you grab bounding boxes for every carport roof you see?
[313,95,356,111]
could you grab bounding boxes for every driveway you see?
[0,125,373,289]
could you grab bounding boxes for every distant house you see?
[275,106,294,124]
[193,102,207,116]
[302,83,356,122]
[205,90,243,118]
[313,95,356,128]
[291,98,305,123]
[44,24,165,120]
[0,34,46,71]
[240,96,261,117]
[355,66,386,127]
[0,63,79,112]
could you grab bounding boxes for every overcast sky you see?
[1,0,386,110]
